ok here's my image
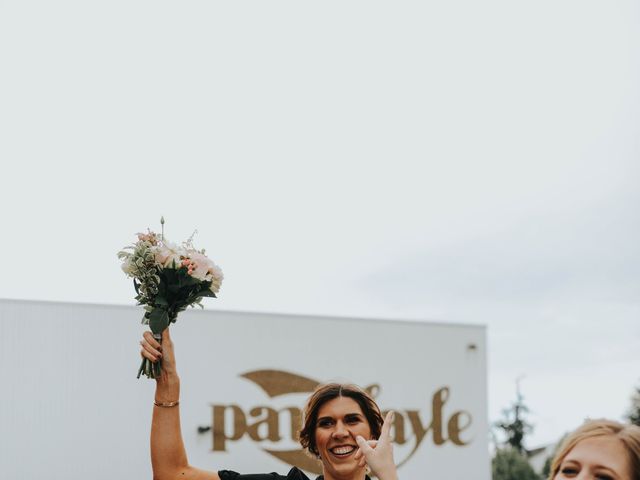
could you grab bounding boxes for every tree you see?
[626,382,640,427]
[492,448,540,480]
[541,433,566,479]
[492,377,541,480]
[541,456,552,479]
[495,377,533,453]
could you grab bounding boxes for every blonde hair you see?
[548,419,640,480]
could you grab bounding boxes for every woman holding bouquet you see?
[140,328,399,480]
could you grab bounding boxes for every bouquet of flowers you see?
[118,219,223,379]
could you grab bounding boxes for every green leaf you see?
[161,268,177,284]
[155,296,169,307]
[149,308,169,334]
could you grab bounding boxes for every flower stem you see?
[137,357,146,379]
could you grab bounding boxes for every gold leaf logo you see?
[240,369,323,473]
[240,370,321,397]
[263,449,323,475]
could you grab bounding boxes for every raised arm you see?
[141,329,220,480]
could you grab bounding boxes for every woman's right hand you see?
[140,328,178,384]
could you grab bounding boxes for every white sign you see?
[0,299,489,480]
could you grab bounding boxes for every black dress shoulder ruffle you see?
[218,467,371,480]
[218,466,310,480]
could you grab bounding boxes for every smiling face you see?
[315,396,372,480]
[554,436,632,480]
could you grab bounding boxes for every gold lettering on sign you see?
[212,405,305,451]
[208,370,476,471]
[407,386,448,447]
[281,406,302,440]
[248,407,281,442]
[448,410,472,446]
[383,408,407,444]
[212,405,246,451]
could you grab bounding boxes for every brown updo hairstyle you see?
[548,419,640,480]
[299,383,384,457]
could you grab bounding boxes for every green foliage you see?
[492,448,541,480]
[135,267,217,379]
[541,433,565,479]
[149,308,170,335]
[627,383,640,427]
[541,456,552,479]
[118,238,161,306]
[495,390,533,453]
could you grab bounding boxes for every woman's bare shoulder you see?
[161,466,220,480]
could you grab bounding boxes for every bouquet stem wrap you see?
[137,307,177,379]
[137,333,163,379]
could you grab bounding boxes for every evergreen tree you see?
[541,456,552,479]
[492,448,540,480]
[541,433,566,479]
[495,377,533,453]
[626,382,640,427]
[492,378,541,479]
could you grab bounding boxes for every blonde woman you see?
[548,419,640,480]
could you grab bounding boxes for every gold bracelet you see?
[154,400,179,407]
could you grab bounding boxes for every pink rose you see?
[188,251,216,281]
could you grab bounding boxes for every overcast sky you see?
[1,0,639,449]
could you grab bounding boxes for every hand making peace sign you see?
[355,411,399,480]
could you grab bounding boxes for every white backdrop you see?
[1,0,639,451]
[0,299,488,479]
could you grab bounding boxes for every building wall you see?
[0,299,489,479]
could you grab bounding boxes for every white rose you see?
[155,242,184,269]
[209,264,224,294]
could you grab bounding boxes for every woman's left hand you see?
[355,411,398,480]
